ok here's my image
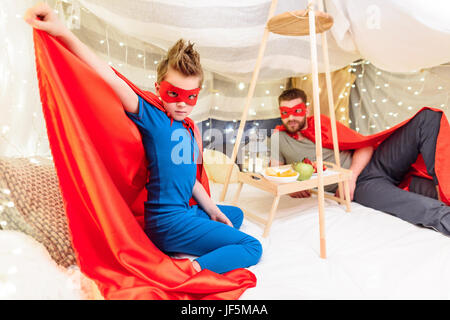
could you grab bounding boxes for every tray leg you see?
[263,195,281,238]
[343,179,351,212]
[232,182,244,205]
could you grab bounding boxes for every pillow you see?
[203,149,240,184]
[0,156,77,268]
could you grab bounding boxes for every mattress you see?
[209,182,450,299]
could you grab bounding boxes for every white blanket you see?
[212,182,450,300]
[1,181,449,299]
[0,230,92,299]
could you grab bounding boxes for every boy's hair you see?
[157,39,204,87]
[278,88,307,105]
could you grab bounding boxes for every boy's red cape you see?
[275,111,450,204]
[32,30,256,300]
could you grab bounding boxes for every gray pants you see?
[354,109,450,236]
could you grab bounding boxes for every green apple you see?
[292,161,314,181]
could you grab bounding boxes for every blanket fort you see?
[32,30,256,300]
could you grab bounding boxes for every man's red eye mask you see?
[279,103,307,119]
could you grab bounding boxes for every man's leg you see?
[354,177,450,235]
[354,109,449,235]
[364,109,441,185]
[409,176,438,199]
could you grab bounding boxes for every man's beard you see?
[283,118,306,133]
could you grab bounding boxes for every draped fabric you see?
[290,65,356,127]
[32,29,256,300]
[74,0,450,79]
[297,109,450,204]
[349,62,450,135]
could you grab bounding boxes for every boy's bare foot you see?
[192,261,201,272]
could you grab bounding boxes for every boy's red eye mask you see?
[158,81,200,106]
[279,103,307,119]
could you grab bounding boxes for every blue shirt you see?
[126,96,199,215]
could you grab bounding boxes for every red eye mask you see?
[157,81,200,106]
[279,103,307,119]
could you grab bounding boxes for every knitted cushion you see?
[0,156,76,268]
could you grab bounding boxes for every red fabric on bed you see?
[33,30,256,300]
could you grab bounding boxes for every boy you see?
[25,2,262,274]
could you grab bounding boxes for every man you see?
[270,88,450,236]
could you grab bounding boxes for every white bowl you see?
[261,167,299,184]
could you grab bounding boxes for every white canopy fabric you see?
[76,0,450,81]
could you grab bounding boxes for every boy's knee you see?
[221,205,244,229]
[243,236,263,265]
[233,207,244,228]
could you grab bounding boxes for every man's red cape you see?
[276,111,450,204]
[32,30,256,300]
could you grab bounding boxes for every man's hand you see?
[289,190,311,198]
[24,2,68,37]
[335,178,357,201]
[209,209,233,227]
